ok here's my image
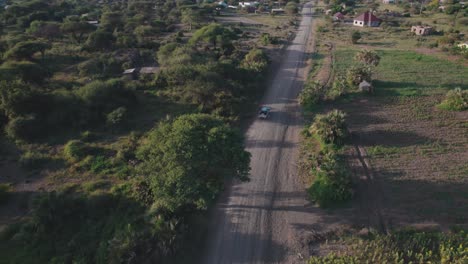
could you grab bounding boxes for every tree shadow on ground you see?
[351,129,431,147]
[373,168,468,229]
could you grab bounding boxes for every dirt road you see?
[202,4,342,263]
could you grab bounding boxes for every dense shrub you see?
[354,49,380,66]
[137,114,250,212]
[0,191,175,264]
[241,48,269,73]
[5,115,43,141]
[299,81,323,106]
[63,140,87,163]
[307,150,353,208]
[346,64,372,87]
[260,33,279,45]
[76,79,136,124]
[3,40,50,60]
[106,107,127,127]
[438,88,468,111]
[351,31,361,44]
[0,61,49,84]
[309,110,347,145]
[309,229,468,263]
[85,30,116,51]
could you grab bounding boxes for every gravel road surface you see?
[202,3,327,263]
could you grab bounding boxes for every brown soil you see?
[334,95,468,231]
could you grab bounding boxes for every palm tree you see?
[309,110,347,145]
[354,49,381,66]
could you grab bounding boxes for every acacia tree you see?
[136,114,250,212]
[241,48,269,73]
[181,8,201,31]
[3,40,51,60]
[61,21,95,43]
[355,49,381,67]
[189,23,236,50]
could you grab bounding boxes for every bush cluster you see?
[438,88,468,111]
[309,229,468,263]
[306,110,353,207]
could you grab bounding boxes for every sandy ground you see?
[201,3,351,263]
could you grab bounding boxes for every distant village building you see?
[123,67,160,80]
[238,1,259,8]
[333,12,345,21]
[353,12,381,27]
[325,9,333,15]
[382,0,395,3]
[86,21,100,27]
[271,8,285,14]
[411,25,432,36]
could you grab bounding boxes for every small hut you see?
[359,80,373,93]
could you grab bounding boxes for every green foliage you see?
[299,81,323,107]
[156,43,201,66]
[3,40,50,60]
[308,229,468,263]
[76,79,136,124]
[327,75,348,99]
[438,88,468,111]
[61,21,95,43]
[106,107,127,127]
[137,114,250,212]
[85,30,116,51]
[354,49,380,67]
[63,140,87,163]
[27,21,61,40]
[189,23,236,49]
[5,115,43,141]
[260,33,279,46]
[0,190,175,264]
[307,149,353,208]
[77,56,123,78]
[285,2,299,15]
[241,48,269,73]
[346,64,372,87]
[0,60,48,84]
[351,31,361,44]
[309,110,347,145]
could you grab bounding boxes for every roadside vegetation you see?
[0,0,299,262]
[308,229,468,263]
[303,0,467,260]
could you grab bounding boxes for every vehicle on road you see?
[258,106,271,119]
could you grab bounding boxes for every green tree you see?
[189,23,236,49]
[3,40,51,60]
[61,21,95,43]
[137,114,250,212]
[241,48,269,73]
[309,110,347,145]
[346,64,372,87]
[355,49,381,66]
[85,30,116,51]
[27,21,61,40]
[285,2,299,15]
[181,8,201,31]
[100,11,124,30]
[0,61,49,84]
[351,31,361,44]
